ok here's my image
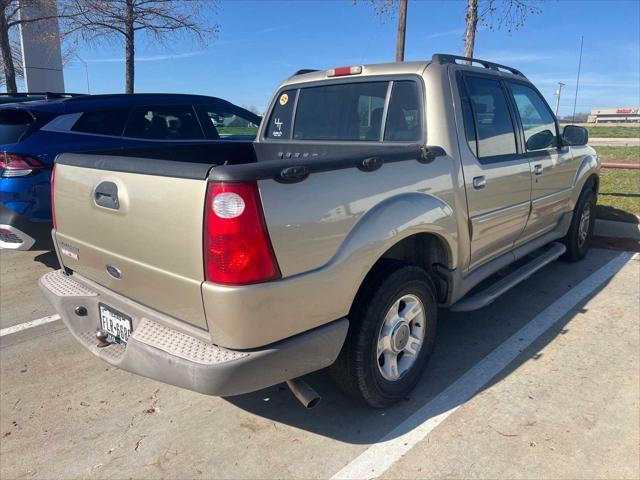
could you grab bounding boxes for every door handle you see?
[473,176,486,190]
[533,164,544,176]
[94,181,120,209]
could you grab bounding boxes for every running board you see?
[450,242,566,312]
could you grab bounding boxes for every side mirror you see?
[526,130,555,151]
[562,125,589,146]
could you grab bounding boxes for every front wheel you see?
[329,263,438,408]
[563,188,596,262]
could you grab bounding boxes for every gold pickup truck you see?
[40,54,599,408]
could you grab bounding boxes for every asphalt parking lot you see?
[1,247,638,479]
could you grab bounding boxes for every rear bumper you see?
[0,203,52,250]
[39,269,348,396]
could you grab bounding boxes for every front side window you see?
[293,82,388,141]
[201,106,259,140]
[124,105,203,140]
[464,76,517,159]
[71,109,129,136]
[384,81,422,142]
[509,83,558,152]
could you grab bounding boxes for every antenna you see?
[572,36,584,122]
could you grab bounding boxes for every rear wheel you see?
[563,187,596,262]
[330,263,438,408]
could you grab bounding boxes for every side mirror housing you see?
[526,129,555,151]
[562,125,589,146]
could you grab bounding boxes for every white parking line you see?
[0,314,61,337]
[331,251,634,480]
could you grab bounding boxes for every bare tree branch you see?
[59,0,219,93]
[465,0,543,58]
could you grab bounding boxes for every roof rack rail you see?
[0,92,85,99]
[431,53,526,78]
[291,69,319,77]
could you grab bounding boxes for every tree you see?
[360,0,409,62]
[60,0,219,93]
[1,0,62,93]
[464,0,542,59]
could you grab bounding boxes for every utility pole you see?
[396,0,408,62]
[572,36,584,122]
[554,82,565,117]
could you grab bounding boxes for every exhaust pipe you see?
[286,378,321,409]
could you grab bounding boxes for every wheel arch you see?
[350,231,453,315]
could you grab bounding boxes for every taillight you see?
[0,152,44,177]
[51,164,57,230]
[204,181,281,285]
[327,65,363,77]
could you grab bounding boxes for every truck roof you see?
[282,61,431,87]
[281,53,526,88]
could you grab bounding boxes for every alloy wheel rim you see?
[578,202,591,247]
[376,294,426,382]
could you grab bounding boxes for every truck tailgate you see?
[52,154,210,329]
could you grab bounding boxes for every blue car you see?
[0,93,260,250]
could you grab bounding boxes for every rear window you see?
[384,81,422,142]
[71,109,129,136]
[0,109,33,145]
[266,79,423,143]
[293,82,388,141]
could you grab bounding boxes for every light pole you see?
[554,82,565,117]
[572,36,584,122]
[75,54,91,94]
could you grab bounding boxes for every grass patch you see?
[596,167,640,223]
[218,127,258,137]
[586,125,640,138]
[594,146,640,163]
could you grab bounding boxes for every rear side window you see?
[509,83,558,151]
[266,90,296,139]
[293,82,388,141]
[384,81,422,142]
[0,109,33,145]
[124,105,204,140]
[463,76,517,159]
[71,109,129,136]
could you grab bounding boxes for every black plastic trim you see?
[56,153,217,180]
[209,144,446,183]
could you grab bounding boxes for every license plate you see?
[99,303,132,344]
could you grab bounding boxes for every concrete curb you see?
[594,219,640,240]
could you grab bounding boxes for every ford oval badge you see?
[106,264,122,279]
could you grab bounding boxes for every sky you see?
[56,0,640,117]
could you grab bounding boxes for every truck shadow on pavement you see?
[33,250,59,269]
[224,248,623,444]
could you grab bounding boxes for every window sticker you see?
[272,117,285,137]
[266,89,295,139]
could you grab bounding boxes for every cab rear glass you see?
[266,79,423,143]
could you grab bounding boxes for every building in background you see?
[587,107,640,124]
[18,0,64,92]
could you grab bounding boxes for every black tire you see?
[562,187,596,262]
[329,262,438,408]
